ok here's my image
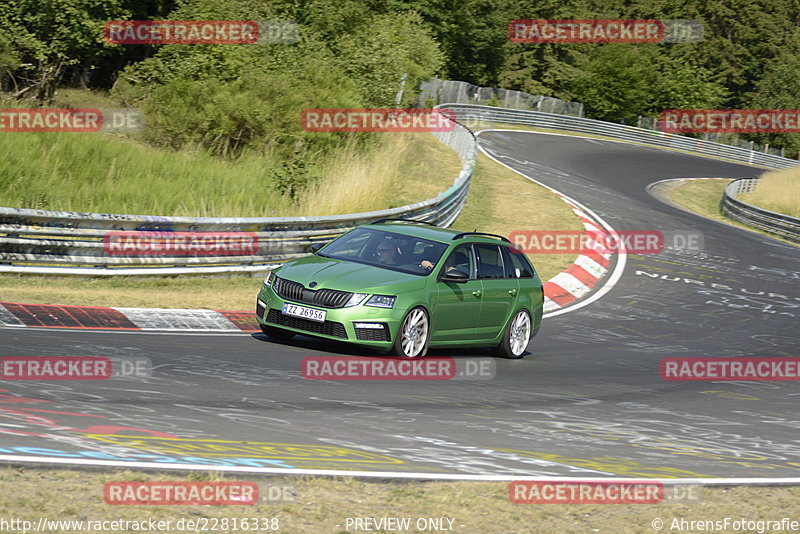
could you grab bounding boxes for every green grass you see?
[0,130,294,217]
[665,179,730,219]
[0,275,263,311]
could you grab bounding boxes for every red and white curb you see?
[541,194,612,313]
[0,301,257,332]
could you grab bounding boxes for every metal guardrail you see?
[0,119,477,275]
[722,179,800,244]
[446,104,800,243]
[419,79,585,117]
[447,104,799,243]
[444,104,799,170]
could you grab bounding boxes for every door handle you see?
[508,288,518,296]
[472,289,482,297]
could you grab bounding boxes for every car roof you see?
[366,222,510,246]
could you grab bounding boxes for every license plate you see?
[282,303,326,322]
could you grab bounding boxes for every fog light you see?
[354,322,383,329]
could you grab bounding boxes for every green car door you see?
[431,243,482,342]
[474,243,520,340]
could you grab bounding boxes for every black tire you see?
[494,309,531,359]
[391,307,430,359]
[260,323,295,341]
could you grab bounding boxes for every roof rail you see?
[370,218,436,226]
[452,232,510,243]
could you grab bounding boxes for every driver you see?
[376,239,435,272]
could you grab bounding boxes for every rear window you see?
[504,246,536,278]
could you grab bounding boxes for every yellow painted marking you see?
[87,435,404,464]
[700,390,760,401]
[493,448,708,478]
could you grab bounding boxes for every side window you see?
[440,244,476,279]
[504,246,536,278]
[475,244,507,279]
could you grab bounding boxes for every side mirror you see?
[440,269,469,283]
[309,242,326,253]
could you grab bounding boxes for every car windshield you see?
[318,227,449,276]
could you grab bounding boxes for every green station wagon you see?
[256,219,543,358]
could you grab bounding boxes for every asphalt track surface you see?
[1,131,799,479]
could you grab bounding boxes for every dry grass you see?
[0,467,798,534]
[300,136,401,215]
[740,166,800,217]
[465,119,613,140]
[388,133,462,207]
[299,132,459,215]
[665,179,800,247]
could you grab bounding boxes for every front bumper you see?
[256,284,402,349]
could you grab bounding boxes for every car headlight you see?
[365,295,396,309]
[263,271,274,286]
[344,293,369,307]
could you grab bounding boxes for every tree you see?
[0,31,21,92]
[0,0,127,102]
[335,12,444,106]
[748,31,800,157]
[570,44,725,123]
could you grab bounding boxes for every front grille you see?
[266,308,347,338]
[355,324,391,342]
[272,277,352,308]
